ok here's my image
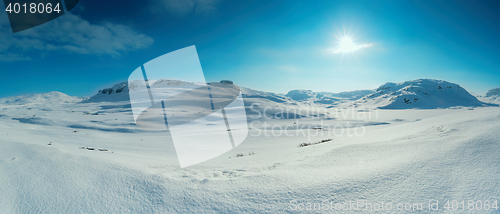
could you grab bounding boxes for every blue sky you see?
[1,0,499,98]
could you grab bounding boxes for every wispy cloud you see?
[154,0,220,15]
[332,43,373,54]
[0,53,31,62]
[0,13,154,61]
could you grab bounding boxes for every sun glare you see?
[332,35,373,54]
[338,36,357,53]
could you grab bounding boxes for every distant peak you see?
[0,91,80,105]
[486,88,500,97]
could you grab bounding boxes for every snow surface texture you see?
[1,79,500,213]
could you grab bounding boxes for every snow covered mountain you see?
[84,79,496,110]
[85,79,294,106]
[84,80,302,119]
[85,81,130,102]
[0,91,81,106]
[86,79,379,107]
[85,79,200,102]
[285,89,375,104]
[353,79,492,109]
[478,87,500,104]
[284,90,315,102]
[486,88,500,97]
[240,87,291,104]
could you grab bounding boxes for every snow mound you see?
[359,79,489,109]
[0,91,81,106]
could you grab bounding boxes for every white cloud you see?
[0,12,154,61]
[154,0,220,15]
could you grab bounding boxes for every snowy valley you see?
[0,79,499,213]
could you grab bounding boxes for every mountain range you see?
[79,78,497,109]
[1,79,498,109]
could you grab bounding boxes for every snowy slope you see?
[353,79,491,109]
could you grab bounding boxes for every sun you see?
[332,35,373,54]
[337,36,357,53]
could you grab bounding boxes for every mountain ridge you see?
[0,91,81,105]
[3,79,499,109]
